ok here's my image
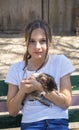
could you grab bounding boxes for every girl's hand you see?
[20,77,44,94]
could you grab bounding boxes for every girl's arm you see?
[44,74,72,109]
[7,83,25,116]
[7,78,43,116]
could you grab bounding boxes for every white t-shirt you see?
[5,54,75,123]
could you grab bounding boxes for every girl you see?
[5,20,75,130]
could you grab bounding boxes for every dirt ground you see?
[0,33,79,79]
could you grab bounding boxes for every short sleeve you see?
[5,64,18,85]
[60,55,75,78]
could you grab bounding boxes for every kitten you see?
[25,73,58,107]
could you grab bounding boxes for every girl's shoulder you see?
[49,54,68,63]
[8,61,25,73]
[49,54,67,58]
[10,61,24,68]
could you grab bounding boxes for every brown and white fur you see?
[24,73,58,107]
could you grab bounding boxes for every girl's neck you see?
[27,55,49,71]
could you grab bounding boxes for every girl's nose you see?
[36,41,41,48]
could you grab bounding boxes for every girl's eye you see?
[29,39,47,45]
[29,40,35,45]
[40,39,46,44]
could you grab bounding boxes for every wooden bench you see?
[0,75,79,129]
[69,75,79,130]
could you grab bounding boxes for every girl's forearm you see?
[7,90,25,116]
[44,91,71,109]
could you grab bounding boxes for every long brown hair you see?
[23,20,52,71]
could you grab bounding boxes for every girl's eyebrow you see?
[30,37,46,40]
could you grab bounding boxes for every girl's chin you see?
[33,55,42,59]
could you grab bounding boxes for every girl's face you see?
[28,28,49,60]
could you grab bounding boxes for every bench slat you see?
[69,109,79,122]
[0,80,8,96]
[0,114,22,129]
[0,94,78,112]
[71,95,79,106]
[70,75,79,86]
[0,102,8,112]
